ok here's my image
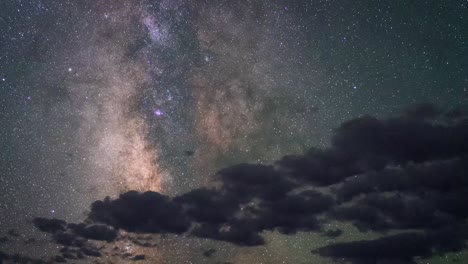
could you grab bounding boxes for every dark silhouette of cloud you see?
[331,113,468,164]
[68,223,118,242]
[31,104,468,263]
[335,158,468,202]
[131,254,146,261]
[33,218,67,233]
[191,220,265,246]
[321,229,343,238]
[53,255,67,263]
[59,247,85,260]
[203,248,217,257]
[218,164,295,201]
[174,188,239,224]
[403,103,440,120]
[32,217,114,259]
[88,191,189,234]
[313,227,467,264]
[0,250,48,264]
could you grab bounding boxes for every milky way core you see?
[57,0,319,200]
[60,2,172,196]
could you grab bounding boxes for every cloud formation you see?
[313,226,467,264]
[32,218,117,259]
[32,104,468,263]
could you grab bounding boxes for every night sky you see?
[1,0,468,263]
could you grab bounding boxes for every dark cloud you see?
[89,191,189,234]
[331,113,468,164]
[78,165,331,245]
[130,255,146,261]
[203,248,216,257]
[403,103,440,120]
[33,218,67,233]
[129,239,156,248]
[117,252,146,261]
[331,192,457,232]
[218,163,295,201]
[120,234,157,248]
[255,190,334,235]
[321,229,343,238]
[331,204,392,232]
[53,255,67,263]
[336,158,468,202]
[32,217,114,258]
[79,244,102,257]
[68,223,118,242]
[59,247,85,260]
[174,188,238,224]
[0,250,48,264]
[52,232,102,257]
[191,220,265,246]
[52,231,81,247]
[31,104,468,263]
[361,193,455,230]
[313,227,467,264]
[277,148,367,186]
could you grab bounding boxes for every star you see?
[153,109,164,116]
[0,1,467,263]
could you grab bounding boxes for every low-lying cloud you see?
[31,104,468,263]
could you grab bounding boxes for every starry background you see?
[0,0,467,263]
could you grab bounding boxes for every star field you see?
[0,0,467,263]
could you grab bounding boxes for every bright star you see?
[154,109,163,116]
